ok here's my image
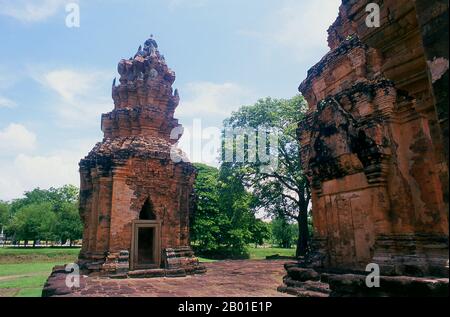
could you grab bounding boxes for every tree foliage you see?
[0,200,10,230]
[190,163,225,252]
[271,217,298,248]
[222,95,312,256]
[8,202,56,246]
[54,201,83,246]
[250,219,271,247]
[191,163,270,258]
[3,185,82,245]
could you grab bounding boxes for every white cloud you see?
[0,138,96,201]
[33,68,112,127]
[0,123,37,154]
[240,0,340,63]
[176,81,256,118]
[174,81,257,166]
[0,153,77,201]
[43,69,95,102]
[0,96,16,108]
[176,120,222,167]
[0,0,73,23]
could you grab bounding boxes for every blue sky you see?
[0,0,340,201]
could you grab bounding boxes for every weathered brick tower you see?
[279,0,449,296]
[77,37,205,277]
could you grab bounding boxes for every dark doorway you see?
[137,227,155,265]
[131,198,161,270]
[131,220,161,270]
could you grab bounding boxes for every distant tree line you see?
[220,95,312,256]
[0,185,83,247]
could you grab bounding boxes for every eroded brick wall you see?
[299,0,449,276]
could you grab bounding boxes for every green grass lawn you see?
[197,257,219,263]
[248,247,296,260]
[0,248,80,297]
[197,247,296,262]
[0,247,80,263]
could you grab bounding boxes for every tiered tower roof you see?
[102,36,181,142]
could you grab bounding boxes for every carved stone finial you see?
[113,37,176,110]
[144,35,158,50]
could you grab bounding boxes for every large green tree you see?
[250,219,272,248]
[223,95,311,256]
[51,185,81,244]
[8,202,57,246]
[54,201,83,246]
[191,163,227,252]
[191,163,269,258]
[10,185,78,214]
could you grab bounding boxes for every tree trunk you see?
[296,210,309,257]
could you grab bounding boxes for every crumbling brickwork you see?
[280,0,449,297]
[77,37,204,276]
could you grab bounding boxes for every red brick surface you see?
[50,260,292,297]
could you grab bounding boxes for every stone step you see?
[128,269,165,278]
[119,250,129,257]
[278,286,329,298]
[109,273,128,279]
[283,277,331,294]
[286,267,320,281]
[165,268,187,278]
[324,273,450,297]
[126,267,205,278]
[118,256,129,262]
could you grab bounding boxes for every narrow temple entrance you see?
[132,223,160,269]
[131,199,161,270]
[137,227,155,264]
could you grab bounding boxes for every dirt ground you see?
[63,260,293,297]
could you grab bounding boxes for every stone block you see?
[286,267,320,282]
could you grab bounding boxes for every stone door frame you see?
[130,220,162,270]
